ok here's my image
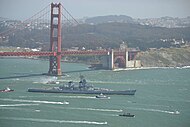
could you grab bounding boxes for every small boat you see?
[96,93,110,99]
[119,112,135,117]
[0,87,14,92]
[174,110,180,115]
[46,81,60,84]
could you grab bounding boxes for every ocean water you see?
[0,58,190,127]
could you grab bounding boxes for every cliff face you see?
[136,47,190,67]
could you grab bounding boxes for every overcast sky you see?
[0,0,190,20]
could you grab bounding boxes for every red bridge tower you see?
[48,3,62,76]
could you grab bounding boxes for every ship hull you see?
[28,89,136,95]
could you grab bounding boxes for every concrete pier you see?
[100,49,141,70]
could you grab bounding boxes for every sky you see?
[0,0,190,20]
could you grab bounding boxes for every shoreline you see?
[113,66,190,71]
[1,57,190,70]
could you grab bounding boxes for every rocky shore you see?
[136,46,190,67]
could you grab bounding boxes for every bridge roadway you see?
[0,50,109,56]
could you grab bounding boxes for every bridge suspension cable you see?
[0,4,51,37]
[0,3,79,37]
[61,5,79,25]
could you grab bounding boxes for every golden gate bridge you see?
[0,3,138,76]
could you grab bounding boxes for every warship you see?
[28,76,136,95]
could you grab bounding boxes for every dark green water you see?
[0,58,190,127]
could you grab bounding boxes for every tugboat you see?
[0,87,14,92]
[28,76,136,95]
[119,112,135,117]
[96,93,110,99]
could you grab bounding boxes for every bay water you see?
[0,58,190,127]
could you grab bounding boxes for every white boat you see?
[0,87,14,92]
[96,93,110,99]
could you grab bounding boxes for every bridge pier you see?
[125,50,128,68]
[109,50,114,69]
[100,50,133,70]
[100,50,114,70]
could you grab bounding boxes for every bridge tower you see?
[48,3,62,76]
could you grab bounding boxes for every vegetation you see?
[1,22,190,51]
[136,47,190,67]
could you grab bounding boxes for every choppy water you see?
[0,58,190,127]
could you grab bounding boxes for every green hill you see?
[1,22,190,51]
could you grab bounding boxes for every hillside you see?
[1,21,190,51]
[85,15,190,28]
[62,23,190,50]
[85,15,134,24]
[136,47,190,67]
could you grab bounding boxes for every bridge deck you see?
[0,51,109,56]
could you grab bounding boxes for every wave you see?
[48,95,96,99]
[48,106,122,112]
[35,110,41,112]
[137,95,190,103]
[147,97,190,103]
[0,98,69,105]
[178,88,188,91]
[126,107,180,115]
[68,107,122,112]
[0,104,39,107]
[60,95,96,99]
[57,78,128,85]
[113,67,165,71]
[33,78,127,85]
[132,102,171,108]
[0,117,107,125]
[0,106,41,113]
[32,76,59,84]
[181,66,190,69]
[19,95,96,99]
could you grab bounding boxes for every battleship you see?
[28,76,136,95]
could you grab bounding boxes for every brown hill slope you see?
[136,47,190,67]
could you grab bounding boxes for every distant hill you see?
[0,17,9,21]
[84,15,190,28]
[62,23,190,50]
[85,15,134,24]
[1,20,190,51]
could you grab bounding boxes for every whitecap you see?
[0,104,39,107]
[126,107,180,115]
[35,110,41,112]
[51,106,123,112]
[0,98,69,105]
[0,117,108,125]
